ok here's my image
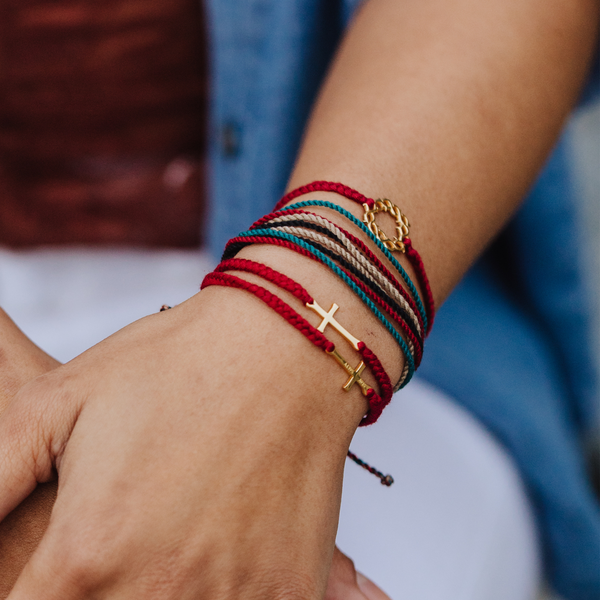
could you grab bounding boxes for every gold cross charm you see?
[306,301,361,350]
[326,348,372,396]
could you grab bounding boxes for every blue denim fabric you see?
[204,2,600,597]
[419,259,600,599]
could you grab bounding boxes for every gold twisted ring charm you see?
[362,199,410,252]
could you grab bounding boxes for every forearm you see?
[228,0,598,432]
[290,0,599,302]
[1,3,597,596]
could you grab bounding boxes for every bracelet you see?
[197,181,434,485]
[276,181,435,333]
[273,199,428,331]
[200,268,395,485]
[202,267,392,424]
[250,217,424,371]
[223,228,415,387]
[256,210,424,336]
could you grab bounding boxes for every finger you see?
[0,374,79,522]
[0,482,58,599]
[0,308,60,413]
[356,571,392,600]
[5,529,92,600]
[326,547,392,600]
[0,322,61,600]
[325,547,369,600]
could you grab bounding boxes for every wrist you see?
[164,288,365,457]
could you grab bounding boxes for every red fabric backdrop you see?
[0,0,207,247]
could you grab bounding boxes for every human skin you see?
[0,310,389,600]
[0,0,597,598]
[0,309,58,599]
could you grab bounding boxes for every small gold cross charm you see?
[307,301,361,350]
[326,348,372,396]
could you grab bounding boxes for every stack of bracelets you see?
[200,181,435,486]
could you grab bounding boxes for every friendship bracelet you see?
[274,180,375,211]
[223,228,416,386]
[223,233,413,387]
[262,220,423,341]
[275,200,428,332]
[258,211,424,336]
[215,258,397,407]
[202,269,393,425]
[214,258,395,408]
[160,297,393,485]
[277,181,435,332]
[255,224,423,366]
[222,233,416,385]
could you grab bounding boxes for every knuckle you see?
[55,537,113,592]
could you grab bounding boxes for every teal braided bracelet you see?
[280,200,428,332]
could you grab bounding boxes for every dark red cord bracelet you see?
[201,269,392,426]
[222,235,423,366]
[216,258,398,401]
[251,208,426,336]
[275,181,436,332]
[274,180,375,211]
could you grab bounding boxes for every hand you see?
[0,289,369,598]
[325,548,392,600]
[0,303,390,599]
[0,309,58,598]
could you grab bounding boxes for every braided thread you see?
[222,233,418,388]
[225,229,416,384]
[215,258,313,305]
[201,271,393,425]
[264,221,423,341]
[260,212,424,336]
[347,450,394,486]
[274,180,374,211]
[201,272,334,353]
[274,181,436,331]
[404,238,435,334]
[253,209,423,332]
[358,341,393,425]
[282,200,428,331]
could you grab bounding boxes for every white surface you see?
[339,379,541,599]
[0,247,542,599]
[0,247,214,362]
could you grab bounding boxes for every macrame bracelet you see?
[274,180,375,211]
[276,181,435,333]
[223,229,415,387]
[248,221,424,369]
[257,210,424,337]
[223,234,417,387]
[160,296,394,486]
[215,258,400,391]
[275,200,428,331]
[201,268,392,425]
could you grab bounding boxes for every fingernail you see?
[356,571,390,600]
[356,571,371,593]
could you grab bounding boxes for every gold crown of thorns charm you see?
[362,199,410,252]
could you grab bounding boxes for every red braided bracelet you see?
[275,181,435,332]
[251,208,425,336]
[215,258,397,403]
[274,180,374,211]
[222,235,423,366]
[201,269,392,426]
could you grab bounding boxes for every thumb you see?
[356,571,393,600]
[326,546,392,600]
[0,373,79,521]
